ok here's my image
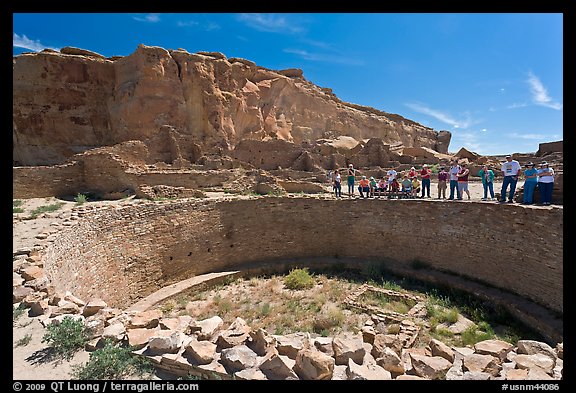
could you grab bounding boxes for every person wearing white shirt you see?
[448,161,461,200]
[499,155,522,203]
[537,162,555,205]
[386,168,397,187]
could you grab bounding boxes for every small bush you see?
[284,268,315,290]
[260,302,271,317]
[16,334,32,347]
[72,340,153,380]
[461,324,495,346]
[30,202,64,219]
[361,262,384,281]
[312,306,344,333]
[13,200,25,214]
[13,304,26,323]
[74,193,88,205]
[41,316,87,359]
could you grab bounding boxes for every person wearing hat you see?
[420,164,431,198]
[408,166,418,179]
[521,162,538,204]
[499,154,521,203]
[358,175,370,199]
[437,166,448,199]
[537,162,555,205]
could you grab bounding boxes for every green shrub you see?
[16,334,32,347]
[13,304,26,323]
[74,193,88,205]
[361,262,384,281]
[284,268,315,290]
[41,316,87,359]
[461,324,495,346]
[30,202,64,219]
[13,200,24,214]
[72,340,153,380]
[260,302,271,317]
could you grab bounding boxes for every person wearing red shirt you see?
[456,163,471,200]
[420,164,431,198]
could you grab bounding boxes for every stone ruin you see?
[13,45,563,380]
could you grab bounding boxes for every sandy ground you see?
[12,180,540,380]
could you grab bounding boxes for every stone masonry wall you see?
[12,162,84,198]
[42,198,563,315]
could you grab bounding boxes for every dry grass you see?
[163,274,369,336]
[157,271,537,347]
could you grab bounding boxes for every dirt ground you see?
[11,180,520,380]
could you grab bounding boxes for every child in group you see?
[411,177,421,198]
[401,175,412,198]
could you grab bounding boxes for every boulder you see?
[293,348,335,380]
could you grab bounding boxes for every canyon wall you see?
[13,45,450,167]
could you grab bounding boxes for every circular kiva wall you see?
[43,197,562,320]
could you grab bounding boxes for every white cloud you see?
[237,13,303,34]
[13,33,57,52]
[481,128,487,132]
[133,13,160,23]
[506,102,529,109]
[205,22,220,31]
[527,72,562,110]
[283,48,363,66]
[177,20,198,27]
[405,102,475,129]
[509,132,547,140]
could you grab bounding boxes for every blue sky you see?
[13,13,563,156]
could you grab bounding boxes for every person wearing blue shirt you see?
[522,162,539,205]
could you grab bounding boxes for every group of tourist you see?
[330,155,556,205]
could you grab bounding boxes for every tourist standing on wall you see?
[537,162,555,205]
[408,166,418,180]
[347,164,357,198]
[456,163,471,200]
[420,164,431,198]
[478,164,495,201]
[437,166,448,199]
[333,169,342,198]
[499,155,521,203]
[448,160,461,200]
[386,167,397,188]
[521,162,538,205]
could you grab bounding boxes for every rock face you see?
[13,44,450,166]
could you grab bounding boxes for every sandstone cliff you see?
[13,44,451,167]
